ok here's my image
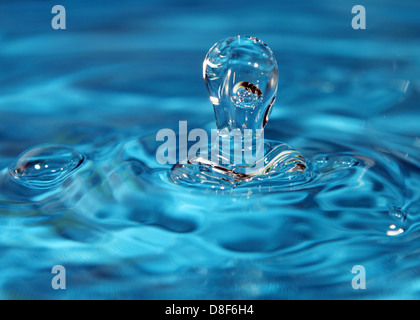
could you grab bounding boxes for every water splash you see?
[8,145,85,189]
[171,36,307,187]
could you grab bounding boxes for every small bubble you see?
[231,81,263,109]
[8,144,85,189]
[389,206,407,222]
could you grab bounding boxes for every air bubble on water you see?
[389,206,407,222]
[8,144,85,189]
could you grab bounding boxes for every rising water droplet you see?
[8,145,85,189]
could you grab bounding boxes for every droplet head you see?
[203,36,278,132]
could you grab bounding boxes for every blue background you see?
[0,0,419,299]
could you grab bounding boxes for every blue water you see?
[0,0,419,299]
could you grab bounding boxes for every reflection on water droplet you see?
[8,145,85,189]
[231,81,263,109]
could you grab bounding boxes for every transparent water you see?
[0,0,419,299]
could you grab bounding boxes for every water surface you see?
[0,0,419,299]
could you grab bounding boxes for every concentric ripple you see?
[170,140,308,189]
